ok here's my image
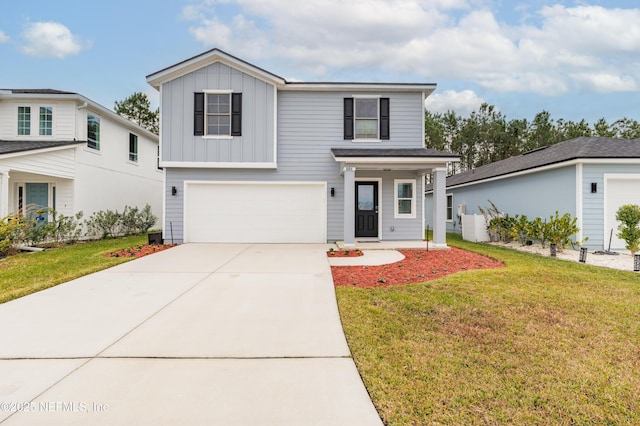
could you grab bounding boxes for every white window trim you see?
[446,193,454,222]
[352,95,381,142]
[394,179,416,219]
[87,113,100,151]
[203,89,233,138]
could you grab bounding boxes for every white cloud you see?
[0,30,9,43]
[182,1,640,95]
[425,89,485,116]
[20,21,89,59]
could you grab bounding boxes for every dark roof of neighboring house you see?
[1,89,78,95]
[0,140,84,155]
[444,137,640,188]
[331,148,460,159]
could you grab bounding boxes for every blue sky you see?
[1,0,639,125]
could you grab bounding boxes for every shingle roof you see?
[331,148,459,158]
[0,140,84,155]
[445,137,640,187]
[1,89,77,95]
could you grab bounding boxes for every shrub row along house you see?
[425,137,640,251]
[0,89,162,230]
[146,48,459,246]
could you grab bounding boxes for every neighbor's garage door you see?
[605,175,640,250]
[184,181,327,243]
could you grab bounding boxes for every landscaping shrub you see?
[0,213,25,256]
[616,204,640,254]
[86,204,157,239]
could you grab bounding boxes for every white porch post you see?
[0,169,9,218]
[343,166,356,247]
[432,167,448,248]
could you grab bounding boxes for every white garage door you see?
[184,181,327,243]
[605,175,640,250]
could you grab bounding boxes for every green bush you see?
[86,204,157,239]
[544,211,584,250]
[0,213,25,256]
[616,204,640,254]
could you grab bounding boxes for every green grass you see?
[0,236,147,304]
[336,234,640,425]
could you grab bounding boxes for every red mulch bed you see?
[331,247,504,288]
[327,249,364,257]
[105,244,176,258]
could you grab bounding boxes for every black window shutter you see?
[194,92,204,136]
[231,93,242,136]
[344,98,354,140]
[380,97,390,140]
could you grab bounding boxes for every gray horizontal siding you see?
[163,89,426,242]
[427,166,577,235]
[582,163,640,250]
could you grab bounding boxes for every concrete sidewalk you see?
[0,244,382,425]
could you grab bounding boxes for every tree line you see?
[424,103,640,174]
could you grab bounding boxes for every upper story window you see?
[18,106,31,135]
[129,133,138,162]
[344,97,390,141]
[87,114,100,150]
[194,92,242,137]
[39,106,53,136]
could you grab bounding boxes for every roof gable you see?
[446,137,640,187]
[146,48,287,90]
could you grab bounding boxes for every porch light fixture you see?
[330,187,335,197]
[171,186,177,196]
[591,182,597,193]
[579,247,587,263]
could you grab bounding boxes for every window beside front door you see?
[394,179,416,218]
[344,97,390,140]
[18,106,31,135]
[194,92,242,137]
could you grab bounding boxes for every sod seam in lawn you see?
[336,235,640,425]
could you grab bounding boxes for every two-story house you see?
[0,89,163,227]
[147,49,458,246]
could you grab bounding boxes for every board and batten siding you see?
[161,62,275,164]
[163,90,426,242]
[427,166,577,234]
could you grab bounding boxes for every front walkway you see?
[0,244,382,425]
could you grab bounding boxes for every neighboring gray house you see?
[425,137,640,251]
[147,48,459,246]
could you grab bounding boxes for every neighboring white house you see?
[0,89,163,228]
[425,137,640,251]
[146,48,459,246]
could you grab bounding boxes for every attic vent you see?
[523,146,550,155]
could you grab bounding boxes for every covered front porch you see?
[331,148,459,248]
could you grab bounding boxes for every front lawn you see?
[336,234,640,425]
[0,236,147,304]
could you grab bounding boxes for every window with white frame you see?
[394,179,416,218]
[354,98,379,139]
[446,194,453,221]
[18,106,31,135]
[129,133,138,162]
[39,106,52,135]
[206,93,231,135]
[87,114,100,150]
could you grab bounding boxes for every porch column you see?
[343,166,356,247]
[432,167,448,248]
[0,169,9,218]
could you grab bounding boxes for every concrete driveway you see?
[0,244,382,425]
